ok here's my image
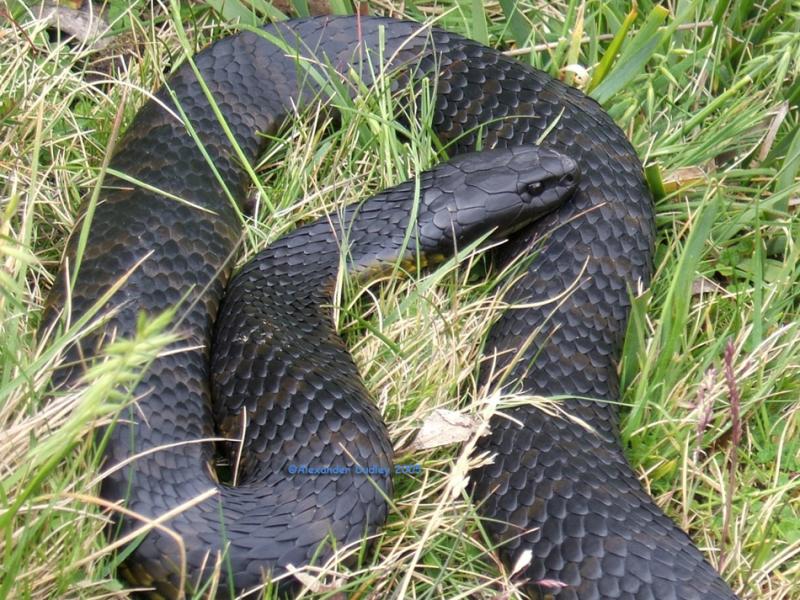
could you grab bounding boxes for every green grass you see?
[1,0,799,598]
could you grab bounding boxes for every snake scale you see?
[44,15,738,600]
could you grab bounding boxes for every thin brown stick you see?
[503,20,714,56]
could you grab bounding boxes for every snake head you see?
[417,145,579,253]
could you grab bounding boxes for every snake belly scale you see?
[43,15,738,600]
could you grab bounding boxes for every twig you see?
[721,338,742,562]
[503,20,714,57]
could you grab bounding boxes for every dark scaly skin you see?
[42,16,738,600]
[207,148,575,586]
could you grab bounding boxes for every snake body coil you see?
[46,16,737,600]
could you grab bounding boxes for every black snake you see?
[44,15,738,600]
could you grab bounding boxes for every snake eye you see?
[526,181,543,195]
[560,173,576,186]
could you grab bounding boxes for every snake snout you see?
[518,158,580,218]
[550,154,580,190]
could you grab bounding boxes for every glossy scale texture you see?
[43,16,737,600]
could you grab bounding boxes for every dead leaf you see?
[408,408,481,451]
[756,101,789,164]
[285,564,343,594]
[663,166,707,193]
[511,549,533,575]
[691,276,731,297]
[36,1,112,50]
[560,64,590,89]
